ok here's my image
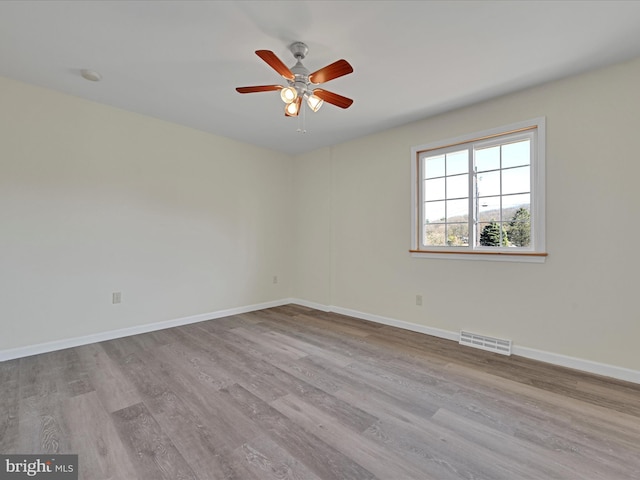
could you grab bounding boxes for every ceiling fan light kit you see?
[236,41,353,120]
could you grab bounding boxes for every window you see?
[411,118,546,262]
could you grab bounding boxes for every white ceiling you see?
[2,1,640,155]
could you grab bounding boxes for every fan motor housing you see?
[290,60,311,96]
[289,41,309,60]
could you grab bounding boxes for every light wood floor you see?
[2,305,639,479]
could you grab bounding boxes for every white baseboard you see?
[330,305,459,342]
[0,298,292,362]
[288,298,331,312]
[289,299,640,385]
[4,298,639,385]
[511,345,640,384]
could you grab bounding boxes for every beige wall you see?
[0,76,292,351]
[3,56,639,374]
[293,57,640,372]
[292,147,332,306]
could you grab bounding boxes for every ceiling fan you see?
[236,42,354,117]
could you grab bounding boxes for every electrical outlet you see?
[112,292,122,304]
[273,275,278,284]
[416,294,423,306]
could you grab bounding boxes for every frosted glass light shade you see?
[306,94,324,112]
[280,87,297,103]
[285,100,300,116]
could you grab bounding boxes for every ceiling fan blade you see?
[284,97,302,117]
[309,59,353,84]
[256,50,295,81]
[313,88,354,109]
[236,85,283,94]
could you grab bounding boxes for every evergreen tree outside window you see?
[508,207,531,247]
[480,221,509,247]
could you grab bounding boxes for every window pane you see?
[446,174,468,199]
[424,224,446,246]
[446,199,468,222]
[477,221,509,247]
[475,146,500,172]
[503,195,530,248]
[446,150,468,175]
[424,155,445,179]
[502,166,530,195]
[502,140,530,168]
[477,170,500,197]
[508,222,530,247]
[478,196,501,222]
[446,223,469,246]
[424,200,445,223]
[424,177,445,201]
[502,193,530,211]
[506,205,531,248]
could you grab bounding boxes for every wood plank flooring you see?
[2,304,639,479]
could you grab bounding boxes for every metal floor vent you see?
[459,330,512,356]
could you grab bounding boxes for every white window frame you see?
[410,117,546,263]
